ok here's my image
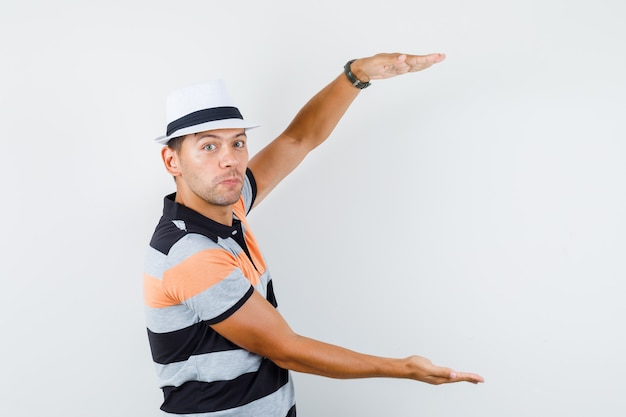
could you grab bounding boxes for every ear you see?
[161,146,182,177]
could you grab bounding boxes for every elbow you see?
[259,334,308,372]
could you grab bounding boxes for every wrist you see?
[344,59,371,89]
[349,59,370,82]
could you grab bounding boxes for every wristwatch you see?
[344,59,371,89]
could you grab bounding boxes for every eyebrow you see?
[194,131,247,141]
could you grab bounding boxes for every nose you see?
[219,146,239,168]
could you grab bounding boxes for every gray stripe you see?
[184,270,252,321]
[145,304,197,333]
[242,175,253,212]
[216,235,244,257]
[146,271,274,333]
[146,269,251,332]
[154,350,262,387]
[166,233,222,268]
[144,245,167,279]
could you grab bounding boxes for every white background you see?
[2,1,625,416]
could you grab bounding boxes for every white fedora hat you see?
[155,80,260,145]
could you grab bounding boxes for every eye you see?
[202,143,217,151]
[234,140,246,148]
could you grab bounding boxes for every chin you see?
[212,193,242,206]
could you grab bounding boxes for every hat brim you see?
[155,118,260,145]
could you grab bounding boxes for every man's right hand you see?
[403,354,485,385]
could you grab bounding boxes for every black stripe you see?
[147,287,254,364]
[246,168,257,213]
[149,215,188,254]
[161,358,290,414]
[148,321,238,364]
[166,106,243,136]
[266,279,278,308]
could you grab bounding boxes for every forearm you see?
[212,291,406,379]
[212,291,484,385]
[270,334,484,385]
[270,334,408,379]
[248,53,446,206]
[279,53,444,151]
[247,69,363,205]
[281,72,361,152]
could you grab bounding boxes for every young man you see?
[144,52,484,417]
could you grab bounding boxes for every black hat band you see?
[166,106,243,137]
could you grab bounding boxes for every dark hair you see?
[167,135,186,152]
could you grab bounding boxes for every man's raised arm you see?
[248,52,446,207]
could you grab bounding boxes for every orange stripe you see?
[244,234,266,277]
[144,273,176,308]
[236,251,260,286]
[233,197,246,218]
[233,203,266,278]
[162,248,239,303]
[144,248,264,308]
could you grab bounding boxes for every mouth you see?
[217,175,243,186]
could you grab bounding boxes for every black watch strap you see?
[344,59,371,89]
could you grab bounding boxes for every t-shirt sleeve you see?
[161,233,253,324]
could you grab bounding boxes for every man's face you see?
[173,128,249,207]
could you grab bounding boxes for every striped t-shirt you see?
[143,169,296,417]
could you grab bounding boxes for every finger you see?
[421,365,457,384]
[367,52,444,79]
[392,55,411,73]
[418,53,446,63]
[405,53,446,70]
[449,370,485,384]
[429,53,446,63]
